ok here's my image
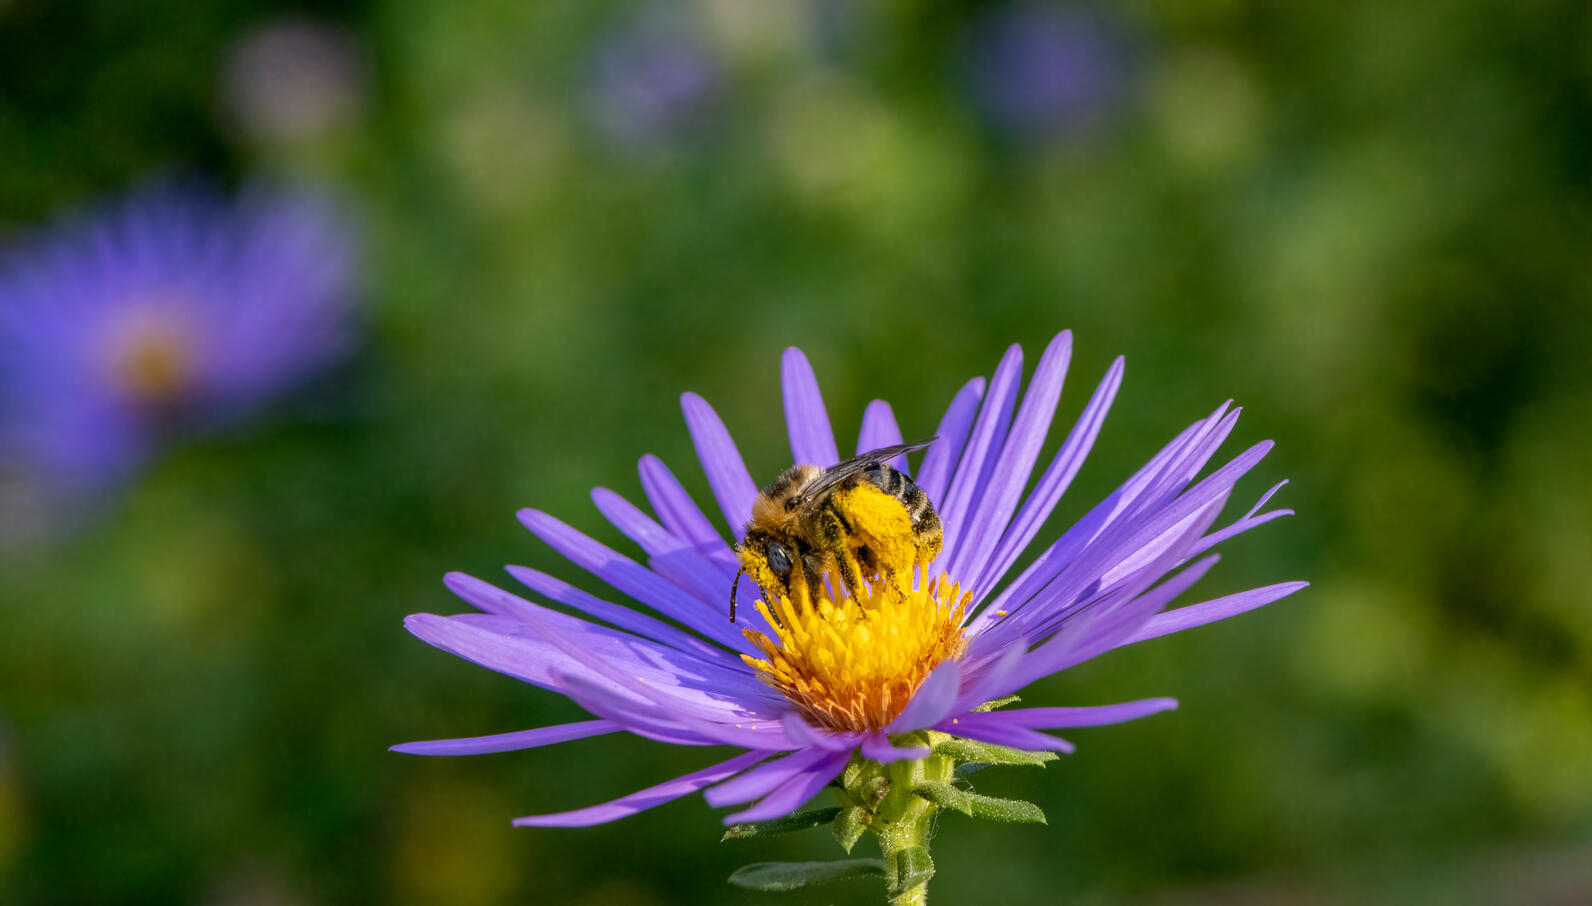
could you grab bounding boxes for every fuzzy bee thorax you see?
[748,463,821,536]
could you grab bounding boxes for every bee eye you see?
[766,543,793,578]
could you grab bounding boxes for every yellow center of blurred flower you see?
[741,575,969,732]
[109,315,195,407]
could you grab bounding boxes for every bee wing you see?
[794,439,935,510]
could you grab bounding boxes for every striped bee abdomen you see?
[859,465,943,559]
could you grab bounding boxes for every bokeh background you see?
[2,1,1589,904]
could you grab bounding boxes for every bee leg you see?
[856,545,904,604]
[760,580,784,628]
[856,545,879,574]
[836,550,866,601]
[730,564,745,623]
[799,552,823,589]
[813,503,867,599]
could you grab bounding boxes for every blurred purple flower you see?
[395,331,1304,827]
[963,4,1130,142]
[0,185,357,488]
[220,17,367,146]
[587,16,722,149]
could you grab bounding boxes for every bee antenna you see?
[730,564,746,623]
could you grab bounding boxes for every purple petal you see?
[681,391,758,536]
[936,713,1075,753]
[1157,406,1242,496]
[982,438,1273,641]
[556,671,795,749]
[971,356,1123,594]
[782,347,840,467]
[592,486,735,608]
[391,719,623,756]
[1095,492,1230,590]
[405,611,730,747]
[504,564,729,660]
[917,377,985,505]
[513,749,770,827]
[1187,507,1294,559]
[1127,403,1237,508]
[939,345,1023,563]
[989,699,1178,728]
[972,418,1207,630]
[723,749,851,824]
[972,500,1224,657]
[947,330,1071,583]
[1185,480,1294,560]
[1100,414,1242,554]
[781,712,859,752]
[1034,493,1228,638]
[885,660,962,733]
[405,611,574,691]
[1121,581,1309,646]
[517,508,751,652]
[988,553,1222,696]
[472,599,768,724]
[1242,478,1288,516]
[857,399,908,470]
[1103,404,1244,547]
[557,665,802,748]
[860,732,931,763]
[438,574,771,714]
[638,454,733,553]
[704,746,834,807]
[951,639,1028,713]
[975,499,1228,678]
[592,486,684,560]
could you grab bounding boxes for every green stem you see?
[878,803,933,905]
[873,747,952,906]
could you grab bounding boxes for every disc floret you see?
[106,309,196,407]
[741,575,970,732]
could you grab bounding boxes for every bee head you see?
[735,529,800,604]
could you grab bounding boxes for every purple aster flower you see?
[220,17,367,147]
[0,184,357,488]
[395,330,1305,857]
[962,4,1130,142]
[586,14,722,150]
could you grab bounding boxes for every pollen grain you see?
[741,574,969,732]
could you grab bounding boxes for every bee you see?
[731,440,942,622]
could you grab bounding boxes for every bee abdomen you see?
[902,483,935,527]
[859,467,936,526]
[860,465,902,496]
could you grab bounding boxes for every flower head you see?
[962,4,1130,142]
[221,17,367,147]
[395,331,1305,828]
[0,184,357,487]
[744,576,971,733]
[587,13,722,150]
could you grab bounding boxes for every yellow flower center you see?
[108,313,195,407]
[741,574,970,732]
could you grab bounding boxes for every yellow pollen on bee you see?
[831,483,923,579]
[740,573,970,733]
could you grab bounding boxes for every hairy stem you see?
[874,749,951,906]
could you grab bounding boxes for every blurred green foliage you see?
[1,0,1589,903]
